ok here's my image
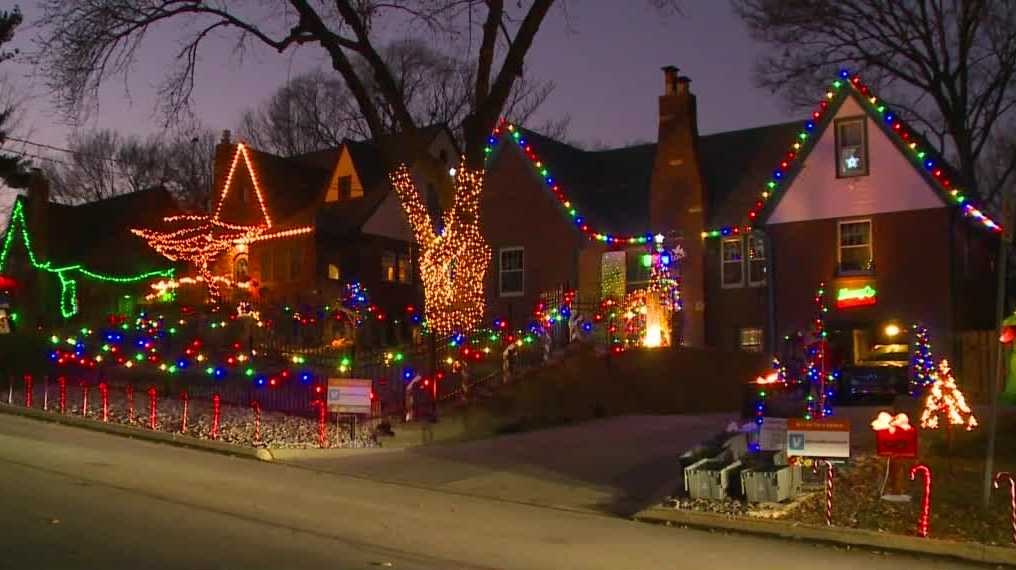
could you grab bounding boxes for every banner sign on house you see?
[786,418,851,458]
[327,378,373,415]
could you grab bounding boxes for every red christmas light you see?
[98,382,109,422]
[80,381,89,417]
[23,374,31,408]
[910,464,932,538]
[147,386,158,430]
[126,384,135,423]
[180,390,189,434]
[211,394,221,439]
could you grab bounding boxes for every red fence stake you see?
[994,472,1016,544]
[98,382,109,422]
[58,377,66,414]
[23,375,32,408]
[126,384,135,423]
[312,400,328,449]
[910,464,932,538]
[211,394,221,440]
[80,381,88,417]
[147,386,158,430]
[250,400,261,444]
[180,390,189,434]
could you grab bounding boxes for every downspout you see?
[766,231,777,356]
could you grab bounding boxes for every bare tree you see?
[47,127,214,208]
[733,0,1016,205]
[239,38,565,156]
[0,6,28,189]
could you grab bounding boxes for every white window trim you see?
[720,237,745,289]
[747,234,766,287]
[837,219,873,275]
[739,327,764,353]
[835,116,869,178]
[499,246,525,298]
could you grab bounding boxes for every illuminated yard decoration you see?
[0,200,174,318]
[390,162,490,335]
[836,285,877,308]
[920,360,978,431]
[132,143,311,301]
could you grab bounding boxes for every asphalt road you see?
[0,413,980,569]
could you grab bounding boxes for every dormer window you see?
[835,117,868,178]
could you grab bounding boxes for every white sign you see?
[327,378,372,415]
[759,418,787,451]
[786,418,851,458]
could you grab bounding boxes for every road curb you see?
[633,505,1016,567]
[0,402,275,462]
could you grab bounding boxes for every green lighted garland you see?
[0,199,175,318]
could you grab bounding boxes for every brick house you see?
[201,126,459,337]
[0,172,178,325]
[481,66,999,362]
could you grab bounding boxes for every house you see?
[190,126,460,342]
[482,66,999,363]
[0,172,178,324]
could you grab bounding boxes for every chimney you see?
[649,66,707,347]
[211,130,236,213]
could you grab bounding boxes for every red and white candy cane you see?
[810,460,835,526]
[211,394,221,440]
[994,472,1016,544]
[250,400,261,444]
[910,464,932,538]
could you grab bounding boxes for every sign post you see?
[327,378,373,415]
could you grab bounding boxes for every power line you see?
[6,136,128,165]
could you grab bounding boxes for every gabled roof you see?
[703,70,1000,239]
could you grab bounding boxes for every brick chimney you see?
[650,66,707,347]
[26,168,50,260]
[211,129,234,213]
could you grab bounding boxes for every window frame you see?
[397,252,412,284]
[747,234,767,287]
[625,249,653,290]
[834,116,870,178]
[381,251,398,283]
[233,254,249,283]
[720,237,745,289]
[498,246,525,298]
[338,175,353,200]
[327,263,341,281]
[837,219,874,275]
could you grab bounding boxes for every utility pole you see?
[983,196,1011,507]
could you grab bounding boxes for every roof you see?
[494,122,803,239]
[238,146,331,225]
[43,187,181,274]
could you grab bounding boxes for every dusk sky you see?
[5,1,799,159]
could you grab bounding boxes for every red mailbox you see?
[872,412,918,458]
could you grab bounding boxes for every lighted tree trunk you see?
[389,163,491,336]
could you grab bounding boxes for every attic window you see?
[835,117,868,178]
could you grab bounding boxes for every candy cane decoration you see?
[43,375,48,411]
[179,390,189,434]
[98,382,109,422]
[994,472,1016,544]
[58,377,66,414]
[147,386,158,430]
[126,384,135,423]
[211,394,221,440]
[23,375,32,408]
[910,464,932,538]
[250,400,261,444]
[312,400,328,449]
[80,381,89,417]
[822,460,834,525]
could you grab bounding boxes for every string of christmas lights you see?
[911,324,935,388]
[390,162,491,335]
[0,199,175,318]
[702,70,1001,239]
[920,359,978,431]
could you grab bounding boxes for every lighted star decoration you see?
[920,359,978,431]
[844,153,861,170]
[390,161,491,336]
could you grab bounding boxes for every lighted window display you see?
[721,237,744,288]
[747,234,766,286]
[839,220,873,273]
[836,117,868,177]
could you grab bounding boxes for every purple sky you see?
[6,1,798,155]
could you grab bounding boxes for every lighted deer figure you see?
[390,163,491,335]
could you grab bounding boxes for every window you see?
[499,247,524,297]
[721,237,744,288]
[382,251,397,282]
[835,117,868,177]
[260,251,272,282]
[338,176,353,200]
[625,250,653,289]
[838,220,873,274]
[747,235,766,286]
[739,328,763,353]
[397,253,412,284]
[327,263,341,281]
[233,254,249,282]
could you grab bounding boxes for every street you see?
[0,413,981,569]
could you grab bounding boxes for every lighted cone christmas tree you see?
[920,359,978,431]
[390,162,490,336]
